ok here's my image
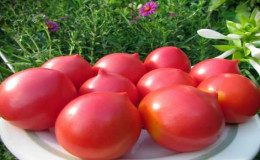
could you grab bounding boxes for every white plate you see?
[1,115,260,160]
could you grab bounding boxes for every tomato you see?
[55,92,141,160]
[137,68,197,99]
[198,73,260,123]
[79,69,139,105]
[0,68,77,130]
[138,85,224,152]
[42,54,94,90]
[189,58,240,84]
[144,46,191,72]
[93,53,147,84]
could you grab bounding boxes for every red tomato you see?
[0,68,77,130]
[55,92,141,160]
[198,73,260,123]
[93,53,147,84]
[139,85,224,152]
[189,58,240,84]
[144,46,191,72]
[42,54,94,90]
[79,69,139,105]
[137,68,197,99]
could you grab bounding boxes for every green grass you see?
[0,0,260,159]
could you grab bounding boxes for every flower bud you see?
[255,11,260,22]
[245,43,260,59]
[197,29,225,39]
[215,49,236,59]
[226,34,242,40]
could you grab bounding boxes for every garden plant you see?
[0,0,260,159]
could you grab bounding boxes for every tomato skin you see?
[198,73,260,123]
[55,92,141,160]
[42,54,94,90]
[137,68,197,99]
[189,58,240,84]
[0,68,77,130]
[93,53,147,84]
[139,85,224,152]
[79,69,139,105]
[144,46,191,72]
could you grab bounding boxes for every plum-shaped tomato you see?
[198,73,260,123]
[79,69,139,105]
[139,85,225,152]
[93,53,147,84]
[0,68,77,130]
[42,54,94,90]
[137,68,197,99]
[55,92,141,160]
[189,58,240,84]
[144,46,191,72]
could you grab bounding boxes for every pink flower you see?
[130,11,135,15]
[139,1,158,17]
[46,21,59,32]
[169,12,175,17]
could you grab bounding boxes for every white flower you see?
[215,49,236,59]
[255,11,260,22]
[226,34,242,39]
[0,51,15,73]
[245,43,260,59]
[249,59,260,76]
[197,29,225,39]
[197,29,242,40]
[255,33,260,37]
[253,40,260,45]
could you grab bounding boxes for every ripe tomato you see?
[79,69,139,105]
[189,58,240,84]
[42,54,94,90]
[0,68,77,130]
[198,73,260,123]
[55,92,141,160]
[144,46,191,72]
[137,68,197,99]
[139,85,224,152]
[93,53,147,84]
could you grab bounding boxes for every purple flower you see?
[169,12,175,17]
[46,21,59,32]
[130,11,135,15]
[139,1,158,17]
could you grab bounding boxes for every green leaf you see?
[239,14,250,27]
[249,8,259,21]
[232,51,243,60]
[208,0,227,11]
[213,45,236,51]
[230,39,242,47]
[226,20,243,34]
[235,5,250,22]
[0,66,13,75]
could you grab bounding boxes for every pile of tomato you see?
[0,46,259,160]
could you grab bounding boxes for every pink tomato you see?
[42,54,94,90]
[79,69,139,105]
[139,85,225,152]
[144,46,191,72]
[55,92,141,160]
[189,58,240,84]
[198,73,260,123]
[137,68,197,99]
[0,68,77,130]
[93,53,147,84]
